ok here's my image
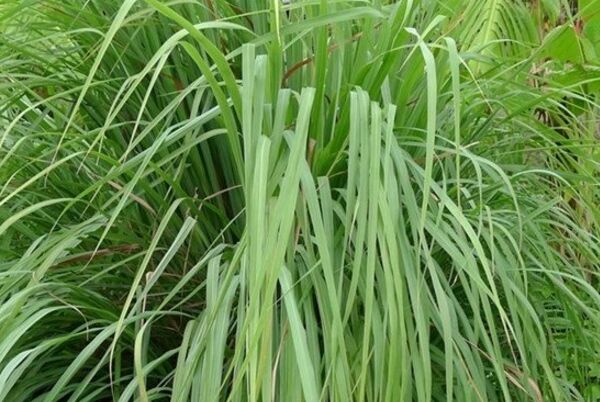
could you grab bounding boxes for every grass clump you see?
[1,0,600,401]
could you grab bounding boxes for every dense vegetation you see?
[1,0,599,400]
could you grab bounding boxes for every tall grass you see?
[1,0,599,401]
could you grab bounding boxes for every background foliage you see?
[1,0,600,401]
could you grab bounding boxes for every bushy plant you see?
[1,1,599,400]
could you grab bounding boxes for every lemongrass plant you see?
[1,0,599,401]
